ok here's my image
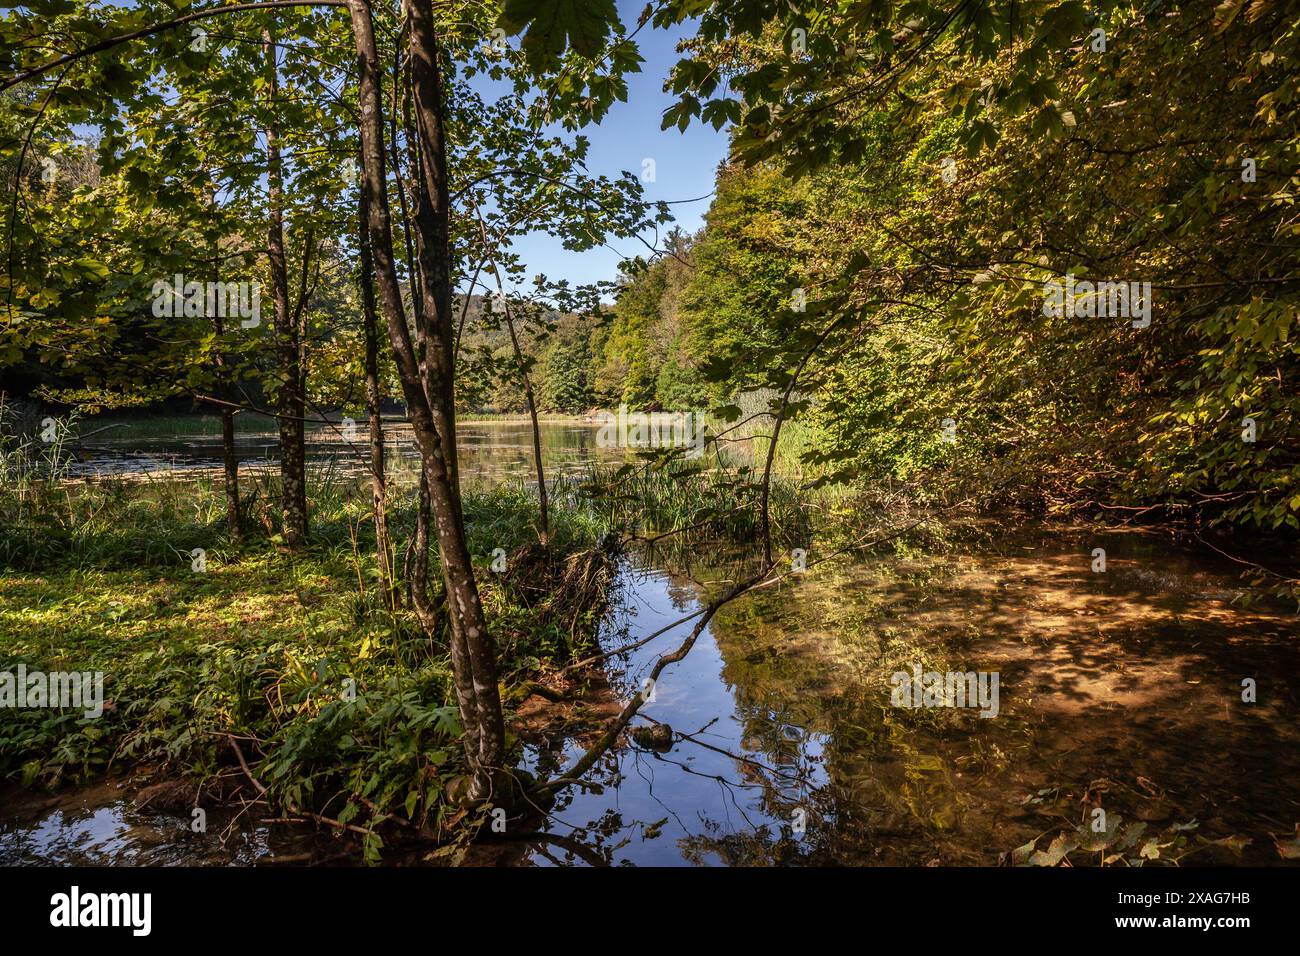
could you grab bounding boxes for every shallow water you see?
[7,420,1298,866]
[0,783,327,865]
[501,531,1300,866]
[6,529,1297,867]
[61,416,621,481]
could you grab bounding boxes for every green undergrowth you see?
[0,472,613,861]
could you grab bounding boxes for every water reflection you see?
[65,417,621,482]
[515,531,1300,866]
[7,530,1296,866]
[15,417,1300,867]
[0,784,326,866]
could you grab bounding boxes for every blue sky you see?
[488,2,730,293]
[79,1,726,294]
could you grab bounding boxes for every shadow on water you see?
[8,417,1299,866]
[507,529,1300,866]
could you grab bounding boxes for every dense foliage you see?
[1,0,1296,863]
[584,1,1299,534]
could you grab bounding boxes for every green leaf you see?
[1028,833,1078,866]
[500,0,619,70]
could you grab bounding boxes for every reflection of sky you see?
[0,800,280,866]
[525,558,831,867]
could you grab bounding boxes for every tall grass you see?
[580,458,815,552]
[703,388,822,479]
[457,411,588,425]
[0,422,612,575]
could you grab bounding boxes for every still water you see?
[6,419,1298,866]
[506,533,1299,865]
[60,415,618,481]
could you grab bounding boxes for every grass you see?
[0,408,867,859]
[585,460,810,544]
[708,388,823,479]
[0,450,619,860]
[457,411,589,424]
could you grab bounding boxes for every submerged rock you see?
[630,723,674,750]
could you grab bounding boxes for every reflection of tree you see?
[529,548,978,865]
[663,576,699,612]
[452,422,618,482]
[522,533,1300,866]
[512,739,629,867]
[680,820,790,866]
[664,723,908,866]
[676,580,967,864]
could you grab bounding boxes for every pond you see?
[58,414,621,482]
[5,419,1298,866]
[504,528,1300,866]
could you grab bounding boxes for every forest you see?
[1,0,1298,878]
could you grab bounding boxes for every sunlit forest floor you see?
[2,462,1297,865]
[0,472,619,859]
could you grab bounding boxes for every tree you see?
[539,322,593,412]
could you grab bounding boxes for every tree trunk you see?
[357,158,396,608]
[220,407,241,537]
[264,26,307,547]
[210,233,242,539]
[497,292,549,545]
[345,0,502,798]
[407,0,505,790]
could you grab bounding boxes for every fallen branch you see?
[536,565,773,795]
[226,734,378,838]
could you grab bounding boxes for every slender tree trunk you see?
[264,26,307,547]
[392,53,439,619]
[220,407,241,536]
[209,226,242,539]
[412,466,431,610]
[357,158,396,608]
[407,0,504,788]
[497,293,549,545]
[211,306,242,540]
[346,0,501,797]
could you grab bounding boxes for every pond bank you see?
[6,518,1296,866]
